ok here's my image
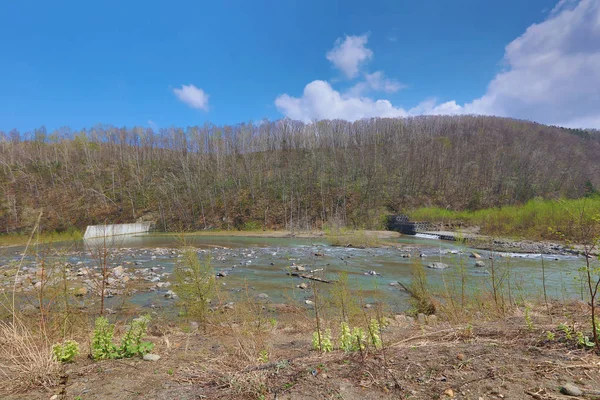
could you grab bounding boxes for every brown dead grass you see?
[0,319,60,395]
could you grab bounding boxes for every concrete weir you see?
[386,215,457,241]
[83,222,153,239]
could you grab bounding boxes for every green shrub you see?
[91,317,118,360]
[408,197,600,241]
[119,315,154,358]
[52,340,80,363]
[339,322,353,352]
[339,322,368,352]
[368,319,383,350]
[174,249,216,323]
[91,315,154,360]
[242,221,262,231]
[352,327,367,351]
[312,329,333,352]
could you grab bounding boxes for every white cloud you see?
[408,99,463,116]
[276,35,408,121]
[348,71,405,96]
[173,84,210,111]
[463,0,600,128]
[550,0,578,15]
[276,0,600,129]
[275,80,407,123]
[326,34,373,79]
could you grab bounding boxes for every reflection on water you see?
[1,233,594,312]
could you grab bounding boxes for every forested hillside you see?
[1,115,599,234]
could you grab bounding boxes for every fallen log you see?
[286,272,334,283]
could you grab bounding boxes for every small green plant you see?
[312,329,333,352]
[119,315,154,358]
[269,318,277,329]
[368,319,383,349]
[352,327,367,351]
[558,323,573,340]
[576,331,595,348]
[52,339,80,363]
[91,315,154,360]
[322,329,333,352]
[524,306,534,331]
[546,331,555,341]
[460,323,474,339]
[91,316,118,360]
[167,369,174,376]
[257,350,270,363]
[339,322,354,352]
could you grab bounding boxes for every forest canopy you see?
[1,115,599,234]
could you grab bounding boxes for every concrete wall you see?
[83,222,153,239]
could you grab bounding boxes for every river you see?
[0,234,594,313]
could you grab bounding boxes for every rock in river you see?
[474,261,486,268]
[427,262,449,270]
[113,266,125,278]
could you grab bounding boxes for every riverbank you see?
[4,299,599,400]
[3,227,596,260]
[468,236,600,257]
[0,230,402,249]
[408,197,600,243]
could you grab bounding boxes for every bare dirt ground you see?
[7,301,600,400]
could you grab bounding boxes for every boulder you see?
[427,262,449,269]
[560,383,583,397]
[74,287,88,297]
[474,261,486,268]
[143,354,160,362]
[257,293,269,299]
[112,266,125,278]
[469,252,482,259]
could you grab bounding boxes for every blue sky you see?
[1,0,599,132]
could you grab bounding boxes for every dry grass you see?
[177,355,270,398]
[0,318,59,395]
